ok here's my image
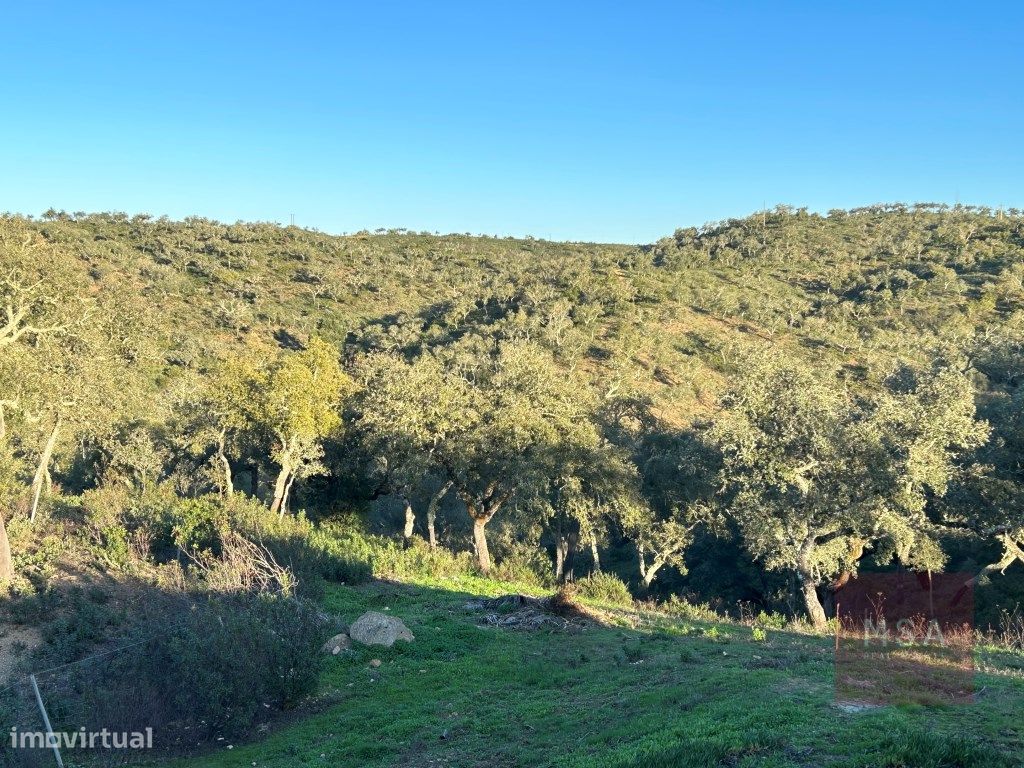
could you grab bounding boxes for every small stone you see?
[321,633,352,655]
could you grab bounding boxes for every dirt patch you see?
[0,624,42,682]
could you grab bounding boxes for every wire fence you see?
[2,641,182,768]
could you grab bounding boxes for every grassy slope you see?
[165,575,1024,768]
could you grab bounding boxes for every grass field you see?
[166,574,1024,768]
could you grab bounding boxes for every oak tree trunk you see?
[30,420,61,523]
[217,428,233,496]
[589,532,601,574]
[402,497,415,543]
[800,572,828,630]
[556,532,578,583]
[426,480,452,550]
[642,565,660,589]
[564,531,578,582]
[0,511,12,582]
[797,536,828,629]
[638,545,662,588]
[270,465,291,517]
[281,472,296,516]
[473,517,491,574]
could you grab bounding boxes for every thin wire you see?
[29,636,155,680]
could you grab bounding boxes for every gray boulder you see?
[321,633,352,655]
[348,611,414,647]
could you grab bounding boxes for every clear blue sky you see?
[1,2,1021,243]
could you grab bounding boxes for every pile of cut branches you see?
[464,591,591,632]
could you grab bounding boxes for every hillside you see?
[3,204,1024,766]
[16,204,1024,414]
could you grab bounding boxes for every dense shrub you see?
[67,594,332,744]
[172,497,230,554]
[573,572,634,606]
[228,501,374,588]
[490,542,554,588]
[371,536,477,581]
[661,595,721,622]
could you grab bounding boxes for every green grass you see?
[157,574,1024,768]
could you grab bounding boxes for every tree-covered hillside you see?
[4,203,1024,626]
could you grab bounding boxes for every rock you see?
[348,611,414,647]
[834,700,884,713]
[321,633,352,655]
[369,659,382,668]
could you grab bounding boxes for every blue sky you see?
[1,1,1021,243]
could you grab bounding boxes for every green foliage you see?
[76,594,329,741]
[172,497,230,554]
[573,572,634,606]
[710,353,986,624]
[661,595,722,622]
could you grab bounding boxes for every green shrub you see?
[662,595,721,622]
[40,587,126,664]
[81,485,180,563]
[7,514,66,581]
[150,595,328,733]
[753,611,787,631]
[227,499,374,588]
[76,594,332,742]
[490,543,553,588]
[172,497,230,554]
[96,522,132,569]
[305,523,375,584]
[372,536,476,581]
[573,572,634,606]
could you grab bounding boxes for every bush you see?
[573,572,634,606]
[172,497,230,554]
[366,535,553,588]
[40,587,126,664]
[371,535,476,582]
[753,611,788,631]
[81,485,179,563]
[661,595,722,622]
[226,498,374,589]
[71,594,331,743]
[148,595,328,734]
[490,542,554,588]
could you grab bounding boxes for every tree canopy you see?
[4,205,1024,624]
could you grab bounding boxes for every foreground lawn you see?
[167,576,1024,768]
